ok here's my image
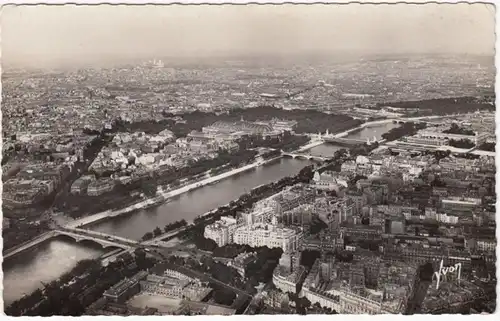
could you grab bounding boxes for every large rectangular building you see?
[233,224,303,253]
[103,271,148,303]
[441,197,481,212]
[406,130,489,146]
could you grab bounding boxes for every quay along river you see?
[2,122,398,305]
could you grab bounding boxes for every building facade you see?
[203,216,239,246]
[233,224,303,253]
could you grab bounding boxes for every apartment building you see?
[203,216,239,246]
[233,224,303,253]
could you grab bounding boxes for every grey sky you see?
[1,3,495,67]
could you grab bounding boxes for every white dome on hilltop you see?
[356,155,370,164]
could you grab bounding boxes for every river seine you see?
[3,239,104,305]
[3,122,398,305]
[91,157,311,240]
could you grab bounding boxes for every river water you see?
[3,122,397,305]
[346,121,401,141]
[90,157,310,240]
[2,238,104,306]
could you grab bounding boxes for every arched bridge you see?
[281,151,328,162]
[55,228,139,250]
[3,228,139,260]
[320,134,379,146]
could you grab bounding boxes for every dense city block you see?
[2,3,497,317]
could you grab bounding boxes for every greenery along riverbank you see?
[2,221,52,252]
[175,143,378,252]
[375,96,494,116]
[58,132,308,218]
[6,141,379,316]
[141,219,188,241]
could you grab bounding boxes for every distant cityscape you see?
[1,4,497,317]
[2,54,496,316]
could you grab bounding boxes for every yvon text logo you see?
[432,259,462,290]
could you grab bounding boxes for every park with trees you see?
[442,123,475,136]
[448,138,475,149]
[376,96,494,116]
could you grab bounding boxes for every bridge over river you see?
[3,228,139,260]
[2,223,198,262]
[322,136,379,146]
[4,114,451,305]
[281,151,328,162]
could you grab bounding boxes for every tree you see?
[153,226,162,237]
[142,232,154,241]
[448,139,474,149]
[443,123,475,136]
[193,234,217,251]
[297,165,314,183]
[295,296,311,315]
[212,289,236,306]
[245,247,283,283]
[478,142,495,152]
[65,296,85,316]
[142,181,157,197]
[301,297,312,309]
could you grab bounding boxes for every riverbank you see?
[63,119,409,229]
[4,120,399,305]
[64,155,283,229]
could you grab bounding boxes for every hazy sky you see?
[1,3,495,67]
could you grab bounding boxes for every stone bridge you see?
[3,228,138,260]
[281,151,328,162]
[322,136,375,146]
[54,228,138,250]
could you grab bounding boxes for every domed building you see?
[356,155,370,165]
